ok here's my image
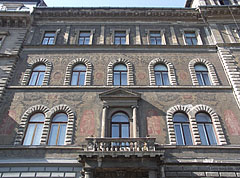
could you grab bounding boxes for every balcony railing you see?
[85,137,156,152]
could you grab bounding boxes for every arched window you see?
[196,113,217,145]
[111,112,129,138]
[23,113,45,145]
[154,64,170,86]
[113,64,127,86]
[195,64,211,86]
[71,64,86,86]
[48,113,68,145]
[28,65,46,86]
[173,113,193,145]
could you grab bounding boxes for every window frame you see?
[154,64,170,86]
[76,29,95,45]
[145,29,166,45]
[111,112,130,138]
[113,64,128,86]
[28,64,46,86]
[70,64,86,86]
[110,29,130,45]
[195,64,211,86]
[42,31,56,45]
[40,29,60,45]
[180,28,203,45]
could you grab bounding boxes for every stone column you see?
[148,170,157,178]
[101,105,108,138]
[132,105,138,138]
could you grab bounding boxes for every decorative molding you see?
[64,58,92,86]
[21,58,52,86]
[14,105,50,145]
[189,58,220,86]
[41,104,75,145]
[191,104,227,145]
[148,58,177,86]
[107,58,134,86]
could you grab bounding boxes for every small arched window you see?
[23,113,45,145]
[48,113,68,145]
[195,64,211,86]
[71,64,86,86]
[196,113,217,145]
[154,64,170,86]
[113,64,127,86]
[28,65,46,86]
[173,112,193,145]
[111,112,129,138]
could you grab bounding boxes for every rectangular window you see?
[219,0,231,5]
[184,31,197,45]
[42,32,56,45]
[150,31,161,45]
[79,31,91,45]
[114,31,126,45]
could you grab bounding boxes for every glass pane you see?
[174,124,184,145]
[53,113,68,122]
[114,64,127,71]
[185,32,196,37]
[23,124,35,145]
[30,113,45,122]
[114,72,120,85]
[36,72,44,86]
[42,38,48,45]
[112,124,119,138]
[150,32,161,37]
[115,32,126,37]
[154,64,167,71]
[79,72,85,86]
[57,124,66,145]
[120,37,126,45]
[79,38,84,45]
[156,38,161,45]
[112,113,129,122]
[32,124,43,145]
[155,72,162,86]
[195,64,208,71]
[115,37,120,45]
[196,73,204,86]
[198,124,209,145]
[203,73,211,85]
[29,72,38,85]
[121,72,127,85]
[80,32,90,37]
[206,124,217,145]
[71,72,79,85]
[182,124,193,145]
[173,113,189,122]
[186,38,193,45]
[45,32,55,37]
[163,72,170,85]
[34,65,46,71]
[192,38,197,45]
[121,124,129,138]
[196,113,211,123]
[84,38,90,45]
[150,38,156,45]
[48,124,58,145]
[48,38,54,45]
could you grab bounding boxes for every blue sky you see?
[44,0,186,8]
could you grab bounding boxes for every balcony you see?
[85,137,156,152]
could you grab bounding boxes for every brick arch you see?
[166,105,192,145]
[41,104,75,145]
[148,58,177,86]
[21,58,52,86]
[191,104,227,145]
[189,58,220,86]
[107,58,134,85]
[14,105,50,145]
[64,58,92,86]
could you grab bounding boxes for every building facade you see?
[0,0,240,178]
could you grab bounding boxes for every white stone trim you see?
[107,58,134,85]
[148,58,177,86]
[189,58,220,86]
[41,105,75,145]
[191,104,227,145]
[180,28,203,45]
[224,25,236,43]
[64,58,93,86]
[14,105,50,145]
[21,58,52,86]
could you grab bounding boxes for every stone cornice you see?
[0,11,30,27]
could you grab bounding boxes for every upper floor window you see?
[28,65,46,86]
[111,112,129,138]
[48,113,68,146]
[154,64,170,86]
[113,64,127,86]
[71,64,86,86]
[114,31,126,45]
[196,113,217,145]
[23,113,45,145]
[150,31,161,45]
[195,64,211,86]
[42,32,55,45]
[184,31,197,45]
[79,31,91,45]
[173,112,193,145]
[219,0,231,5]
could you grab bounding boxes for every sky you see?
[44,0,187,8]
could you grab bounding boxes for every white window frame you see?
[180,28,203,45]
[145,29,166,45]
[110,29,130,45]
[75,29,95,45]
